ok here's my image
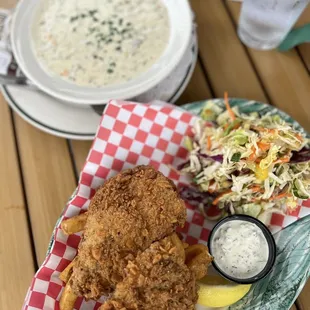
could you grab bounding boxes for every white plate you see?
[11,0,192,105]
[1,85,101,140]
[2,32,197,140]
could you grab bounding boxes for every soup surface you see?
[32,0,170,87]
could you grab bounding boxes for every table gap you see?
[296,46,310,74]
[196,54,216,98]
[67,140,80,184]
[70,140,93,175]
[292,303,299,310]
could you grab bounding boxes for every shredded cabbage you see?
[181,101,310,221]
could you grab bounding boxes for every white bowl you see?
[11,0,192,105]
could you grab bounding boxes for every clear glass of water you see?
[238,0,310,50]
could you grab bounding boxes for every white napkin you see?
[0,9,12,74]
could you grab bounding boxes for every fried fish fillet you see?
[69,166,187,300]
[101,234,200,310]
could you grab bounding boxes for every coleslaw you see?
[181,94,310,222]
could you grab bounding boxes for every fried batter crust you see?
[70,166,186,299]
[101,235,198,310]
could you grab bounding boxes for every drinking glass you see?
[238,0,310,50]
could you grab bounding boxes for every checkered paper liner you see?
[23,100,310,310]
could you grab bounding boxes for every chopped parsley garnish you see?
[231,152,242,162]
[89,9,98,16]
[70,16,79,22]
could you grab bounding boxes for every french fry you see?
[59,283,78,310]
[170,233,186,262]
[61,212,88,235]
[185,244,212,280]
[59,258,76,283]
[185,244,207,263]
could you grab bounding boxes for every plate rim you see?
[1,85,98,140]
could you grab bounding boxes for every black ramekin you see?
[208,214,276,284]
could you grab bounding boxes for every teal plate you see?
[48,98,310,310]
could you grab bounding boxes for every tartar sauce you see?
[211,220,269,279]
[32,0,170,87]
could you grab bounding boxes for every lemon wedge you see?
[197,275,251,308]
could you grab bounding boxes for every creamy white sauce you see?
[211,220,269,279]
[32,0,170,87]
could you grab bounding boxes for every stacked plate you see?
[2,0,197,139]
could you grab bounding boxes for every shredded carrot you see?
[233,123,241,130]
[252,192,291,202]
[212,190,232,205]
[270,193,291,201]
[207,136,212,151]
[248,146,257,161]
[274,156,290,164]
[268,129,277,135]
[223,123,229,130]
[61,69,69,77]
[252,126,277,135]
[257,141,270,152]
[224,91,235,121]
[250,185,264,193]
[295,134,303,142]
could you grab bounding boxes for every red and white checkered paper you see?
[23,100,310,310]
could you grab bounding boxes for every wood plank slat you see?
[176,60,213,104]
[226,1,310,132]
[295,5,310,72]
[13,115,76,265]
[295,4,310,27]
[298,44,310,73]
[290,303,298,310]
[0,96,35,309]
[296,279,310,310]
[70,140,92,174]
[191,0,268,102]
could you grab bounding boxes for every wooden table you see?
[0,1,309,309]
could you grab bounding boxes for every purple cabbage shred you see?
[290,148,310,163]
